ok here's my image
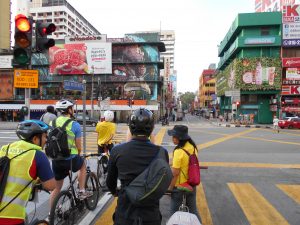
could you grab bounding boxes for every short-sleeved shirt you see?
[95,121,116,145]
[172,141,197,186]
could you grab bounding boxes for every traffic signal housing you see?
[20,106,29,116]
[13,14,33,67]
[35,21,56,52]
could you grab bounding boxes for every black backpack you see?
[0,145,34,213]
[45,118,72,159]
[124,147,173,206]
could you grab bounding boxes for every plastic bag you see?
[166,211,202,225]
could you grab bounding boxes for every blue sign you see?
[64,80,84,91]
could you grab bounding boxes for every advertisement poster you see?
[242,64,276,85]
[49,43,112,75]
[286,67,300,79]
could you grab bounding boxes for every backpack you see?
[182,148,200,186]
[0,145,34,213]
[124,147,173,206]
[45,118,72,159]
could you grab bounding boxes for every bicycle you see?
[95,144,110,188]
[49,154,100,225]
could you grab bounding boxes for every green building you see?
[216,12,282,124]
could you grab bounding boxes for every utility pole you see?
[82,79,87,154]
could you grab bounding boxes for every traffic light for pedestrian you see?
[13,14,33,67]
[20,106,29,116]
[35,21,56,52]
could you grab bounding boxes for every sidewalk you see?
[0,122,19,130]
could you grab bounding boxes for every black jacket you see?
[106,138,169,224]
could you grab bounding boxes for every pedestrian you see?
[167,125,202,222]
[0,120,55,225]
[273,115,280,133]
[49,99,92,214]
[95,110,116,154]
[106,108,169,225]
[40,105,57,125]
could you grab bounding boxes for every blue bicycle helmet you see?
[16,120,49,141]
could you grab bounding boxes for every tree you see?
[179,92,196,110]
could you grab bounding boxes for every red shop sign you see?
[282,85,300,95]
[282,57,300,67]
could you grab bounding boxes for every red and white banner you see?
[282,57,300,67]
[282,85,300,94]
[282,106,300,112]
[286,67,300,79]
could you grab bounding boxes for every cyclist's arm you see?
[168,149,183,190]
[72,122,82,154]
[35,151,55,191]
[169,167,180,190]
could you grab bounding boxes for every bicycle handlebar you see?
[29,183,50,201]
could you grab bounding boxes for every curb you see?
[213,122,272,129]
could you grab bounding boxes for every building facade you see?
[199,69,216,109]
[0,0,11,50]
[216,12,282,124]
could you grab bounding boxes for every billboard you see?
[112,45,158,63]
[49,42,112,75]
[255,0,298,12]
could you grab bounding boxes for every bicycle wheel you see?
[85,172,100,210]
[97,155,108,187]
[49,190,75,225]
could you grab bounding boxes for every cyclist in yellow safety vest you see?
[0,120,55,225]
[49,99,92,212]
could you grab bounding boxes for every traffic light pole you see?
[91,70,94,119]
[24,88,31,120]
[82,79,87,154]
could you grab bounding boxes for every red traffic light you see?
[36,22,56,36]
[236,101,240,105]
[15,14,31,32]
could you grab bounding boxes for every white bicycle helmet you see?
[55,99,74,112]
[104,110,114,122]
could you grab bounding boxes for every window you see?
[261,27,270,36]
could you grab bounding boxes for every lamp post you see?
[91,66,94,119]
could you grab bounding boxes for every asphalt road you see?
[1,115,300,225]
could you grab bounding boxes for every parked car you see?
[278,117,300,129]
[75,114,98,127]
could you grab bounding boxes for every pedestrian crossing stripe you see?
[228,183,289,225]
[277,184,300,205]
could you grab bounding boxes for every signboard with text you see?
[282,4,300,46]
[282,85,300,94]
[286,67,300,79]
[282,57,300,67]
[13,70,39,88]
[63,80,84,91]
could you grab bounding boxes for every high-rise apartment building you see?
[159,30,175,70]
[0,0,11,50]
[28,0,101,40]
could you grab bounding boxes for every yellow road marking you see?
[260,128,300,136]
[201,162,300,169]
[239,136,300,146]
[197,184,213,225]
[277,184,300,204]
[228,183,289,225]
[196,130,228,136]
[155,127,166,145]
[94,198,117,225]
[197,128,257,150]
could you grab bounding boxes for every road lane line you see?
[197,183,213,225]
[197,128,257,150]
[239,136,300,146]
[155,127,166,145]
[94,197,117,225]
[260,128,300,136]
[201,162,300,169]
[277,184,300,204]
[228,183,289,225]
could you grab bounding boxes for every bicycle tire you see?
[97,156,108,188]
[85,172,100,210]
[49,190,75,225]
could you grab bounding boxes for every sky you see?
[14,0,255,93]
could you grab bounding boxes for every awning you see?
[0,104,159,111]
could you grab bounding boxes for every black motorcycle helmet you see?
[129,108,154,137]
[16,120,49,141]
